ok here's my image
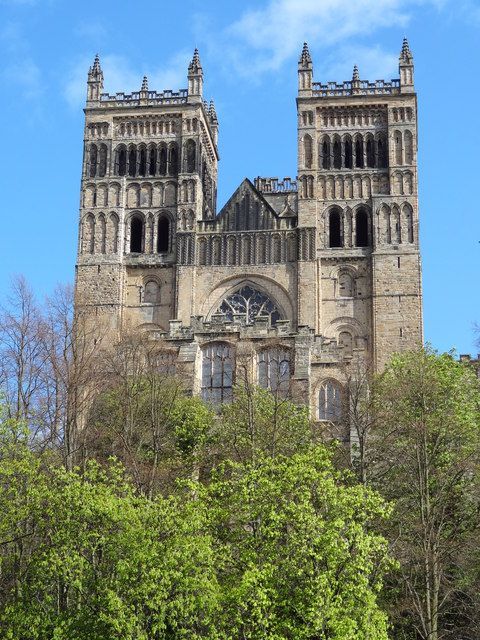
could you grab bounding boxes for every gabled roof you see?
[211,178,282,231]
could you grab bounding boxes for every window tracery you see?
[216,286,281,325]
[258,348,291,394]
[201,343,234,404]
[318,380,343,421]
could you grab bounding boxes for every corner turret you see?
[86,54,103,105]
[399,38,414,93]
[298,42,313,96]
[188,48,203,103]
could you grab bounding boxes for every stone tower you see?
[296,39,422,370]
[76,50,218,337]
[75,41,423,433]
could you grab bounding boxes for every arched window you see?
[394,131,403,165]
[143,280,159,304]
[366,136,375,167]
[138,147,147,177]
[339,331,353,356]
[355,209,369,247]
[403,204,414,243]
[338,271,353,297]
[98,144,107,177]
[83,214,95,254]
[258,348,291,394]
[344,136,353,169]
[377,136,388,168]
[89,144,98,178]
[109,213,119,254]
[159,145,167,175]
[404,130,413,164]
[303,134,313,168]
[329,209,342,248]
[380,204,391,244]
[185,139,196,173]
[212,236,221,264]
[117,147,127,176]
[355,137,364,168]
[321,138,331,169]
[128,147,136,177]
[333,137,342,169]
[157,216,170,253]
[201,343,234,404]
[318,380,343,421]
[130,216,143,253]
[216,285,281,325]
[168,143,178,176]
[148,146,157,176]
[99,214,106,254]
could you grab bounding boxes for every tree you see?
[0,412,219,640]
[0,278,102,468]
[370,348,480,640]
[204,447,392,639]
[216,384,315,467]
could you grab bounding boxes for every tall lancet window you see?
[258,348,291,394]
[201,343,234,404]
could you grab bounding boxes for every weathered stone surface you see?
[75,43,422,440]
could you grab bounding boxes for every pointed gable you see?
[213,179,280,231]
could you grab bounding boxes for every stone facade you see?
[75,41,423,438]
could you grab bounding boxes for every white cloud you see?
[64,50,191,109]
[218,0,442,78]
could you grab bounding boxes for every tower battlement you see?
[254,177,298,193]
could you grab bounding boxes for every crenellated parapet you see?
[312,79,401,98]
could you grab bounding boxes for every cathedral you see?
[75,40,422,434]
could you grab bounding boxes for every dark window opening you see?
[329,210,342,248]
[185,140,196,173]
[98,145,107,177]
[159,147,167,175]
[355,210,369,247]
[89,145,98,177]
[377,138,388,168]
[139,148,147,177]
[148,148,156,176]
[344,139,352,169]
[322,140,331,169]
[118,148,127,176]
[130,217,143,253]
[366,138,375,167]
[355,139,364,168]
[168,144,178,176]
[333,140,342,169]
[157,216,170,252]
[128,149,136,177]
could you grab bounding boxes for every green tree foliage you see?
[0,420,219,639]
[205,448,392,640]
[369,348,480,640]
[0,404,392,639]
[216,384,314,465]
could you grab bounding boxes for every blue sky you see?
[0,0,479,355]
